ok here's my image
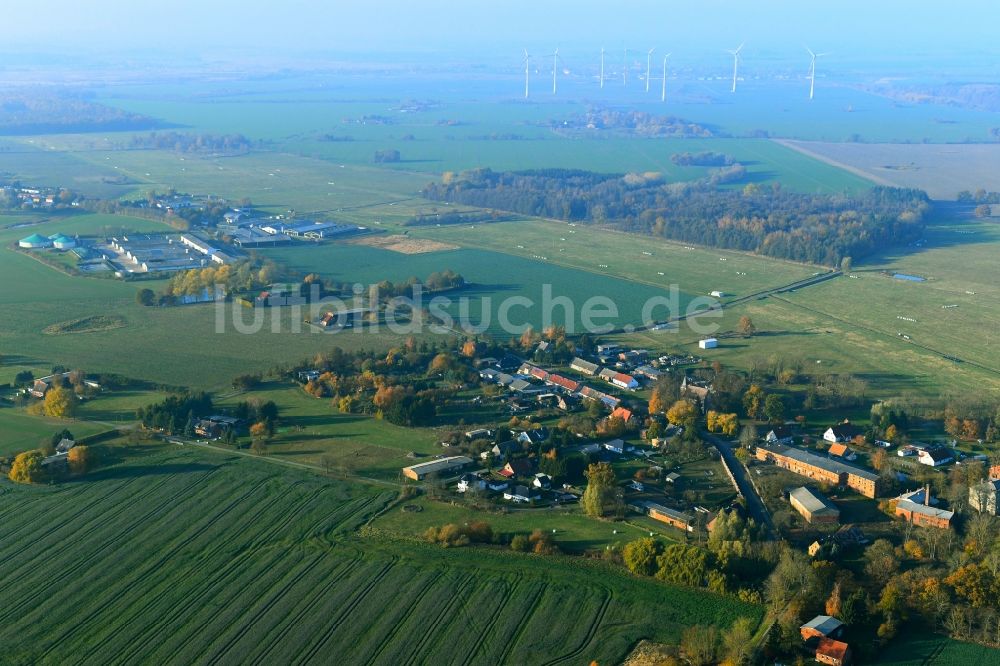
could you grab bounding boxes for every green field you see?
[0,443,763,665]
[874,627,1000,665]
[0,408,110,457]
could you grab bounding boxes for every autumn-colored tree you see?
[945,564,999,608]
[67,445,92,474]
[43,386,77,418]
[461,339,478,357]
[519,327,538,349]
[737,315,756,336]
[8,450,44,483]
[884,424,899,443]
[871,448,888,472]
[717,413,739,437]
[648,391,665,415]
[742,385,764,419]
[666,400,698,429]
[961,419,982,441]
[825,580,843,617]
[428,352,453,375]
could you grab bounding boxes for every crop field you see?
[408,217,818,299]
[780,140,1000,199]
[0,214,435,390]
[0,444,763,665]
[262,242,689,333]
[873,627,1000,665]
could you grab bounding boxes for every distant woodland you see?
[423,168,931,265]
[0,96,166,135]
[125,132,257,154]
[547,108,717,138]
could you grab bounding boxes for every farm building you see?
[698,338,718,350]
[598,368,638,390]
[401,456,472,481]
[827,443,857,461]
[969,478,1000,515]
[815,638,851,666]
[789,487,840,524]
[49,233,77,249]
[18,233,52,249]
[916,447,953,467]
[895,487,953,529]
[318,308,369,328]
[823,422,862,443]
[800,615,845,641]
[634,501,693,532]
[755,443,880,498]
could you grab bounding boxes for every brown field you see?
[350,234,459,254]
[778,140,1000,199]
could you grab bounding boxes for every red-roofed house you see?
[548,373,581,393]
[815,638,851,666]
[499,458,535,479]
[611,406,635,423]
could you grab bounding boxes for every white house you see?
[532,473,552,489]
[917,447,953,467]
[823,422,862,443]
[457,473,485,493]
[698,338,718,350]
[503,485,538,503]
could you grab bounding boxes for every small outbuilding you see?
[698,338,718,350]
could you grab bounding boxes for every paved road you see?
[703,433,775,537]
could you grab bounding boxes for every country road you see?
[703,432,775,537]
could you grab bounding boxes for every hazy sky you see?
[3,0,997,65]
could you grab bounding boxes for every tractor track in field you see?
[201,553,334,666]
[403,572,477,666]
[293,558,398,666]
[0,469,199,620]
[0,471,149,554]
[460,576,521,666]
[363,570,447,665]
[38,473,276,663]
[248,557,370,666]
[103,481,317,666]
[494,583,547,666]
[542,589,614,666]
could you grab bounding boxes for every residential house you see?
[499,458,536,479]
[503,485,538,503]
[610,406,635,424]
[547,373,581,393]
[827,443,857,461]
[789,486,840,524]
[823,422,862,444]
[800,615,845,641]
[457,473,484,493]
[603,439,626,455]
[598,368,639,390]
[633,365,661,381]
[516,428,549,445]
[815,638,851,666]
[969,478,1000,515]
[55,438,76,454]
[297,370,321,382]
[570,357,600,375]
[917,447,953,467]
[482,440,521,462]
[532,473,552,489]
[29,379,51,399]
[766,426,795,445]
[665,472,681,484]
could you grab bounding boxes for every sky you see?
[2,0,997,69]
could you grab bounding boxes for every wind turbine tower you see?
[645,48,655,93]
[523,49,531,98]
[806,48,829,100]
[600,47,605,89]
[661,53,671,102]
[728,43,744,93]
[552,48,559,94]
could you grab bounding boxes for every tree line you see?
[422,168,930,265]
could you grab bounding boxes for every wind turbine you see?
[645,48,655,93]
[661,53,672,102]
[727,42,744,93]
[806,47,829,100]
[522,49,531,98]
[552,48,559,94]
[600,47,605,89]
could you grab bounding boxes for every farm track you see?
[403,572,477,666]
[97,481,317,666]
[771,294,1000,377]
[460,576,520,666]
[0,468,204,624]
[494,583,548,666]
[38,473,279,663]
[542,590,614,666]
[247,557,369,666]
[363,570,448,665]
[292,558,398,666]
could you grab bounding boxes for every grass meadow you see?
[0,442,763,665]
